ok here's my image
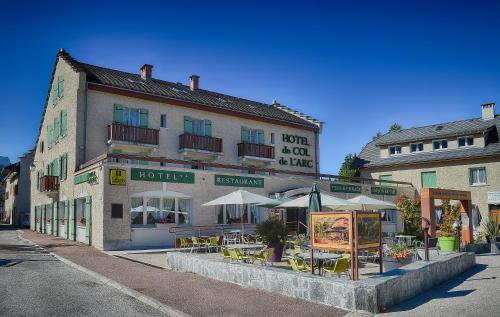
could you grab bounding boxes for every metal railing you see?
[179,133,223,153]
[237,143,275,159]
[108,123,159,145]
[39,175,59,192]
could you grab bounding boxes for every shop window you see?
[381,210,397,223]
[216,204,262,224]
[131,197,191,226]
[146,198,160,224]
[130,197,144,225]
[160,198,176,223]
[178,199,191,224]
[111,204,123,218]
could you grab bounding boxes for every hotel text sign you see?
[330,183,362,194]
[214,175,264,188]
[278,134,314,168]
[131,168,195,184]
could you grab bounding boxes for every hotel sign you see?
[330,183,362,194]
[131,168,194,184]
[109,169,126,186]
[371,186,397,196]
[74,171,98,185]
[215,175,264,188]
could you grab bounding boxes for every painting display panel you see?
[311,212,351,250]
[356,212,381,249]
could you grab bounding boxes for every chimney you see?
[481,102,495,120]
[140,64,153,80]
[190,75,200,91]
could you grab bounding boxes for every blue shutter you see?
[52,86,58,106]
[258,130,265,144]
[204,120,212,137]
[60,109,67,137]
[58,75,64,98]
[113,104,124,123]
[139,109,148,128]
[184,116,193,134]
[53,117,60,142]
[241,127,249,143]
[47,125,53,148]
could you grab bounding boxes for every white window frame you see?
[458,136,474,148]
[160,114,168,129]
[389,145,402,155]
[433,139,448,151]
[469,167,487,186]
[410,143,424,153]
[130,196,192,227]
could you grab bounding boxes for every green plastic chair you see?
[208,236,220,253]
[191,236,207,253]
[253,247,275,266]
[228,248,250,263]
[287,256,310,272]
[221,247,231,261]
[179,237,192,250]
[294,245,304,255]
[323,258,350,278]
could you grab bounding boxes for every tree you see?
[372,131,383,140]
[338,153,360,178]
[389,123,402,132]
[395,195,422,237]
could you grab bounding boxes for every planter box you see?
[439,236,458,252]
[383,256,413,272]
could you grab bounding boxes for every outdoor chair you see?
[223,233,239,245]
[221,247,231,261]
[179,237,192,250]
[253,247,275,266]
[294,245,304,255]
[255,236,264,245]
[191,236,208,253]
[208,236,221,253]
[228,248,251,263]
[323,258,350,278]
[287,256,311,272]
[382,237,395,246]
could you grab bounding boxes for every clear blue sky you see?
[1,0,499,173]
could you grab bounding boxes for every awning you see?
[202,189,276,206]
[346,195,397,210]
[131,190,191,199]
[278,193,356,210]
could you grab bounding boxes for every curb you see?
[17,231,190,317]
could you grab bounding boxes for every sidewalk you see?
[21,230,347,317]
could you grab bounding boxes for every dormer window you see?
[410,143,424,153]
[458,137,474,147]
[433,140,448,150]
[389,146,402,155]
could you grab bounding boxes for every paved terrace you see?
[20,230,347,317]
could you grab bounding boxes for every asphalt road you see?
[0,227,164,317]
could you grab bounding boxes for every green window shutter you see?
[379,174,393,185]
[139,109,148,128]
[258,130,265,144]
[113,104,124,123]
[64,200,70,239]
[58,75,64,98]
[47,125,53,148]
[241,127,249,143]
[60,109,67,136]
[184,116,193,134]
[421,171,437,188]
[52,86,58,106]
[85,196,92,245]
[53,117,60,142]
[52,159,60,177]
[60,154,67,180]
[204,120,212,137]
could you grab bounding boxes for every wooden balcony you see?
[179,133,223,153]
[237,143,275,160]
[39,175,59,193]
[108,123,159,146]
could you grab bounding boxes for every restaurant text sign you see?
[131,168,194,184]
[330,183,362,194]
[371,186,397,196]
[74,171,98,185]
[214,175,264,188]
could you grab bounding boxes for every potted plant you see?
[438,199,461,252]
[80,217,86,226]
[256,219,287,262]
[483,217,500,254]
[383,243,413,271]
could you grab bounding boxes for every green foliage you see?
[372,131,383,140]
[389,123,402,132]
[395,195,421,236]
[483,217,500,241]
[256,219,287,246]
[439,199,461,237]
[338,153,360,178]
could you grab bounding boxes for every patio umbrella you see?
[202,189,276,233]
[346,195,397,211]
[278,193,355,210]
[307,184,322,239]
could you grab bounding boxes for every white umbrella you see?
[278,193,356,210]
[347,195,397,210]
[202,189,276,206]
[131,190,191,199]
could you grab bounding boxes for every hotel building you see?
[31,49,414,250]
[357,103,500,228]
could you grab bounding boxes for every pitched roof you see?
[357,115,500,168]
[62,51,321,130]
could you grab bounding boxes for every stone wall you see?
[165,252,475,313]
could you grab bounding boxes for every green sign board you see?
[214,174,264,188]
[130,168,195,184]
[330,183,362,194]
[74,171,98,185]
[371,186,397,196]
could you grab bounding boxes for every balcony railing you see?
[179,133,223,153]
[108,123,159,146]
[237,143,275,159]
[40,175,59,192]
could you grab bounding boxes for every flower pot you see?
[491,243,500,254]
[383,256,412,272]
[271,243,284,262]
[439,236,458,252]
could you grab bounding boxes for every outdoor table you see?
[226,244,264,251]
[296,252,341,275]
[395,235,416,246]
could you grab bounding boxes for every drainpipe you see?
[82,81,88,164]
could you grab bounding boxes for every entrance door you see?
[285,208,307,234]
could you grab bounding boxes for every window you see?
[381,210,398,223]
[410,143,424,152]
[130,197,144,225]
[53,117,60,143]
[216,204,263,224]
[160,114,167,128]
[271,133,275,145]
[241,127,264,144]
[389,146,401,155]
[178,199,191,224]
[52,75,64,106]
[113,104,148,127]
[131,197,191,226]
[469,168,487,185]
[59,154,68,181]
[47,125,53,149]
[458,137,474,147]
[184,116,212,137]
[146,198,160,224]
[421,171,437,188]
[161,198,176,223]
[111,204,123,218]
[39,141,44,153]
[433,140,448,150]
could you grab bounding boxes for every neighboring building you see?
[2,151,34,226]
[357,103,500,230]
[0,156,11,221]
[31,49,414,250]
